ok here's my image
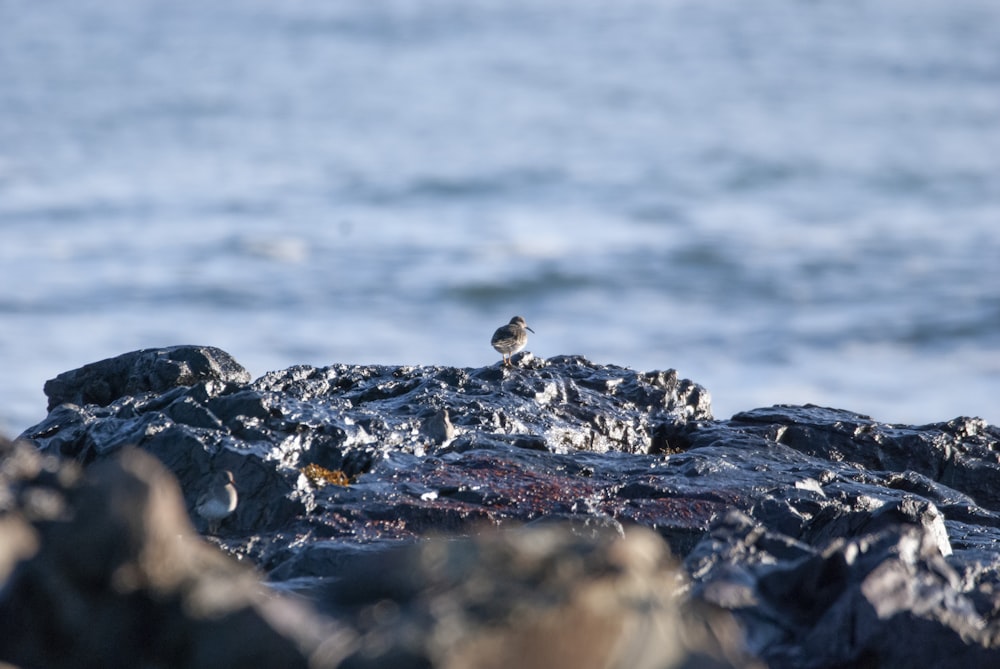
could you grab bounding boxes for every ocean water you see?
[2,0,999,435]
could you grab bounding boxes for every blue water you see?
[2,0,999,434]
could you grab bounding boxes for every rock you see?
[318,524,755,669]
[688,509,1000,669]
[0,436,751,669]
[42,345,250,411]
[11,347,1000,667]
[0,437,330,669]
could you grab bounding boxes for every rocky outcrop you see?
[41,345,250,412]
[7,345,1000,667]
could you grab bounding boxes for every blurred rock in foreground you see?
[0,436,747,669]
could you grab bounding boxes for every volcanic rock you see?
[8,345,1000,667]
[42,345,250,412]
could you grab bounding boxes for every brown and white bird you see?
[195,470,238,534]
[491,316,535,367]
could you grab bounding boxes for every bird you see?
[422,407,456,444]
[195,470,238,534]
[491,316,535,367]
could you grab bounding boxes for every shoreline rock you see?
[0,439,331,669]
[5,345,1000,667]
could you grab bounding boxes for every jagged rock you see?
[688,509,1000,669]
[11,348,1000,667]
[729,405,1000,510]
[42,345,250,412]
[22,352,713,541]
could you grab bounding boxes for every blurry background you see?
[1,0,998,434]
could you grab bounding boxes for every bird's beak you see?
[526,326,535,333]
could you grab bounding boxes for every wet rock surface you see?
[41,344,251,412]
[7,345,1000,667]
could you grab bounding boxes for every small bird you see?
[422,407,456,444]
[195,470,238,534]
[491,316,535,367]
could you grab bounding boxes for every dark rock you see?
[688,509,1000,669]
[0,436,750,669]
[42,345,250,411]
[731,405,1000,510]
[11,347,1000,667]
[0,438,328,669]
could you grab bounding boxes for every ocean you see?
[2,0,999,434]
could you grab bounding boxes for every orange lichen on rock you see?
[301,463,351,487]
